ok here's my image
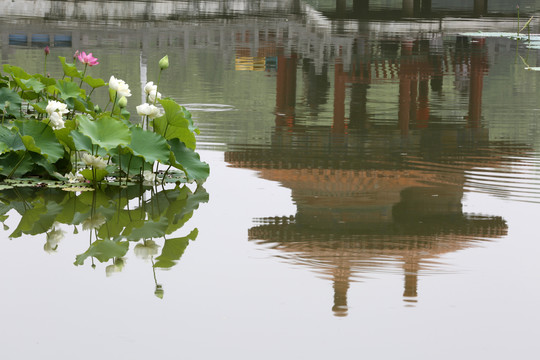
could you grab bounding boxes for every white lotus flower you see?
[148,89,162,103]
[81,153,107,170]
[49,111,65,130]
[46,100,69,116]
[64,172,84,183]
[136,103,161,119]
[144,81,157,95]
[143,170,156,184]
[109,75,132,97]
[134,240,160,260]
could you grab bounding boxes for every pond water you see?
[2,1,540,359]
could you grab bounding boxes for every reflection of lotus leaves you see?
[154,284,164,299]
[82,213,107,231]
[44,227,64,253]
[134,240,160,260]
[105,258,125,277]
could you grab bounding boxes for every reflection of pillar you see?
[349,82,369,129]
[275,54,297,127]
[332,264,351,317]
[474,0,488,16]
[416,79,430,128]
[353,0,369,15]
[403,257,419,302]
[290,0,301,14]
[468,38,487,128]
[1,31,9,63]
[421,0,432,15]
[409,77,418,123]
[398,41,414,135]
[337,0,347,15]
[333,61,346,133]
[403,0,414,17]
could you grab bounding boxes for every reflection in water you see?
[0,184,208,297]
[1,0,539,320]
[225,28,523,315]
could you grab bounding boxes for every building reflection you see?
[0,1,529,315]
[226,35,511,316]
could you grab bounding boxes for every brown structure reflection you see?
[333,0,492,18]
[226,35,511,316]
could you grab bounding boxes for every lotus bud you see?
[118,96,128,108]
[94,104,101,113]
[159,55,169,70]
[44,46,50,56]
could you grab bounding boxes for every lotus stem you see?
[161,165,172,186]
[79,64,88,87]
[519,16,534,34]
[117,145,122,184]
[517,5,520,36]
[7,151,28,179]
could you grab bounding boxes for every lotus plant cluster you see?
[0,49,209,188]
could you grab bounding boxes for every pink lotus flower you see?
[77,51,99,66]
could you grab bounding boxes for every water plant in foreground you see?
[0,49,209,189]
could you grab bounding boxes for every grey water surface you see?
[2,1,540,359]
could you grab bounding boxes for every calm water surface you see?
[2,1,540,359]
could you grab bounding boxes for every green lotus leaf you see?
[128,127,170,164]
[83,76,106,89]
[80,168,108,182]
[17,78,45,93]
[30,99,49,115]
[74,239,129,265]
[55,79,84,108]
[152,98,197,149]
[0,125,24,152]
[0,141,9,154]
[31,153,65,179]
[153,229,198,268]
[78,115,131,150]
[70,129,94,153]
[112,152,153,175]
[14,119,65,163]
[54,120,77,151]
[0,87,23,117]
[58,56,82,78]
[33,74,56,87]
[3,65,31,80]
[168,138,209,183]
[0,151,33,178]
